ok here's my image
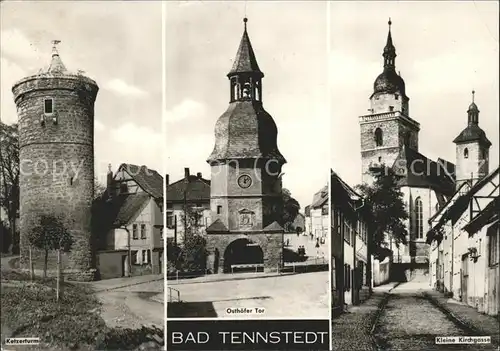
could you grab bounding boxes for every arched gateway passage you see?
[223,238,264,273]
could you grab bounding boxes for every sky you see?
[165,1,329,209]
[0,1,162,186]
[330,1,499,188]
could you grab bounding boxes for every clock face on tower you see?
[237,174,252,188]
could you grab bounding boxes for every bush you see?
[96,326,164,350]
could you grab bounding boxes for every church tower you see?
[359,19,420,184]
[453,91,491,188]
[13,42,98,281]
[205,18,286,273]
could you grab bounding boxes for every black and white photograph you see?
[329,2,499,351]
[1,2,164,350]
[164,0,329,324]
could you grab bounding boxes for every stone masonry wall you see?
[14,75,98,281]
[206,232,283,273]
[360,116,419,184]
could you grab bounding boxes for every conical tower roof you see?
[47,42,68,74]
[227,18,263,77]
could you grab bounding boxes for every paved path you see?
[87,275,164,329]
[170,271,329,319]
[425,290,500,347]
[331,282,398,351]
[373,282,497,351]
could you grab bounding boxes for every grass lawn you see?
[1,269,164,350]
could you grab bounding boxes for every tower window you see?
[44,98,54,114]
[464,148,469,159]
[374,128,383,147]
[415,197,423,239]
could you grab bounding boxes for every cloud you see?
[94,121,163,180]
[94,119,105,132]
[0,57,27,123]
[104,78,148,97]
[0,28,41,61]
[165,133,214,180]
[110,122,162,148]
[164,99,205,124]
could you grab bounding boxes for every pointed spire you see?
[227,18,263,78]
[47,40,67,74]
[467,89,479,124]
[383,18,397,70]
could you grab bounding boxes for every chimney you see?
[197,172,202,179]
[165,174,169,186]
[184,167,190,179]
[106,164,114,197]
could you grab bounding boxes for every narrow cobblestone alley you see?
[333,282,499,351]
[374,292,496,350]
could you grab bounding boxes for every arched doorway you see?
[223,238,264,273]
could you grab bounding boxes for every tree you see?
[0,122,19,254]
[282,188,300,231]
[180,234,207,273]
[94,179,106,198]
[0,220,11,253]
[27,214,74,280]
[176,205,207,273]
[355,166,408,260]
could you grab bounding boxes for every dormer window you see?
[44,98,54,115]
[464,148,469,159]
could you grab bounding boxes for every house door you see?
[121,255,127,277]
[461,255,468,304]
[159,250,163,274]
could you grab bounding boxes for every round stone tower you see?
[12,42,98,281]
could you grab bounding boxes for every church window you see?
[415,197,423,239]
[44,98,54,114]
[374,128,383,147]
[464,148,469,159]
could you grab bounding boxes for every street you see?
[333,281,499,351]
[168,271,329,319]
[89,275,164,329]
